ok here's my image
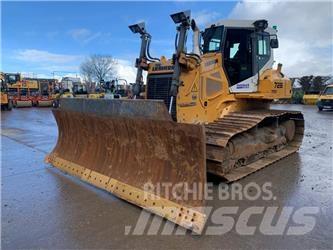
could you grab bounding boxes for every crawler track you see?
[205,110,304,182]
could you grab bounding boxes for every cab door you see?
[223,28,256,93]
[252,32,271,75]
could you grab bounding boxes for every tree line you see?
[291,75,332,104]
[80,54,118,91]
[295,75,331,93]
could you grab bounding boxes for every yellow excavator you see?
[46,11,304,233]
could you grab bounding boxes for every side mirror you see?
[270,38,279,48]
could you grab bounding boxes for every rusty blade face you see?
[58,98,173,121]
[47,98,207,233]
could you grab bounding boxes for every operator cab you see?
[202,20,278,93]
[0,75,6,92]
[323,85,333,95]
[4,73,20,85]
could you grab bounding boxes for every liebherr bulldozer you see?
[46,10,304,233]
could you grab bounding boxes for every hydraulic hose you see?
[146,37,160,62]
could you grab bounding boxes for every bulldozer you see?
[0,72,13,110]
[46,11,304,234]
[5,74,39,108]
[34,79,56,107]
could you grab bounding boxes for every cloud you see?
[11,49,82,78]
[20,72,60,80]
[193,10,222,27]
[36,65,80,72]
[14,49,82,64]
[69,28,90,40]
[114,59,140,84]
[229,1,333,77]
[275,38,332,77]
[11,49,138,83]
[68,28,102,44]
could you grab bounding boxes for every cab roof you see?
[205,19,277,35]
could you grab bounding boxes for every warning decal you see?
[191,83,198,92]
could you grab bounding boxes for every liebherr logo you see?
[152,65,174,72]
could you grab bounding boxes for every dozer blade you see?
[46,98,207,233]
[206,110,304,182]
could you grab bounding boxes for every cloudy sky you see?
[2,1,332,81]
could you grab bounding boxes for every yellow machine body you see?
[147,54,292,124]
[1,73,13,110]
[0,73,9,106]
[8,78,39,90]
[174,53,292,123]
[303,94,320,105]
[88,93,105,99]
[318,84,333,101]
[1,92,8,105]
[60,92,74,98]
[316,84,333,110]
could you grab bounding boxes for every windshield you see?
[202,26,224,53]
[324,86,333,95]
[6,74,18,84]
[1,78,5,91]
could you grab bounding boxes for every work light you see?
[253,19,268,31]
[128,22,146,35]
[170,10,191,24]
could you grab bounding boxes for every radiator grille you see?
[147,74,176,120]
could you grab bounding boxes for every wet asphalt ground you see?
[1,104,332,249]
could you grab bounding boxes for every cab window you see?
[223,28,254,86]
[9,75,17,83]
[229,43,240,58]
[209,38,221,51]
[324,87,333,95]
[258,35,270,55]
[256,33,271,70]
[202,26,224,53]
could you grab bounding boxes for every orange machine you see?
[4,73,31,107]
[9,78,38,107]
[34,79,56,107]
[0,72,13,110]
